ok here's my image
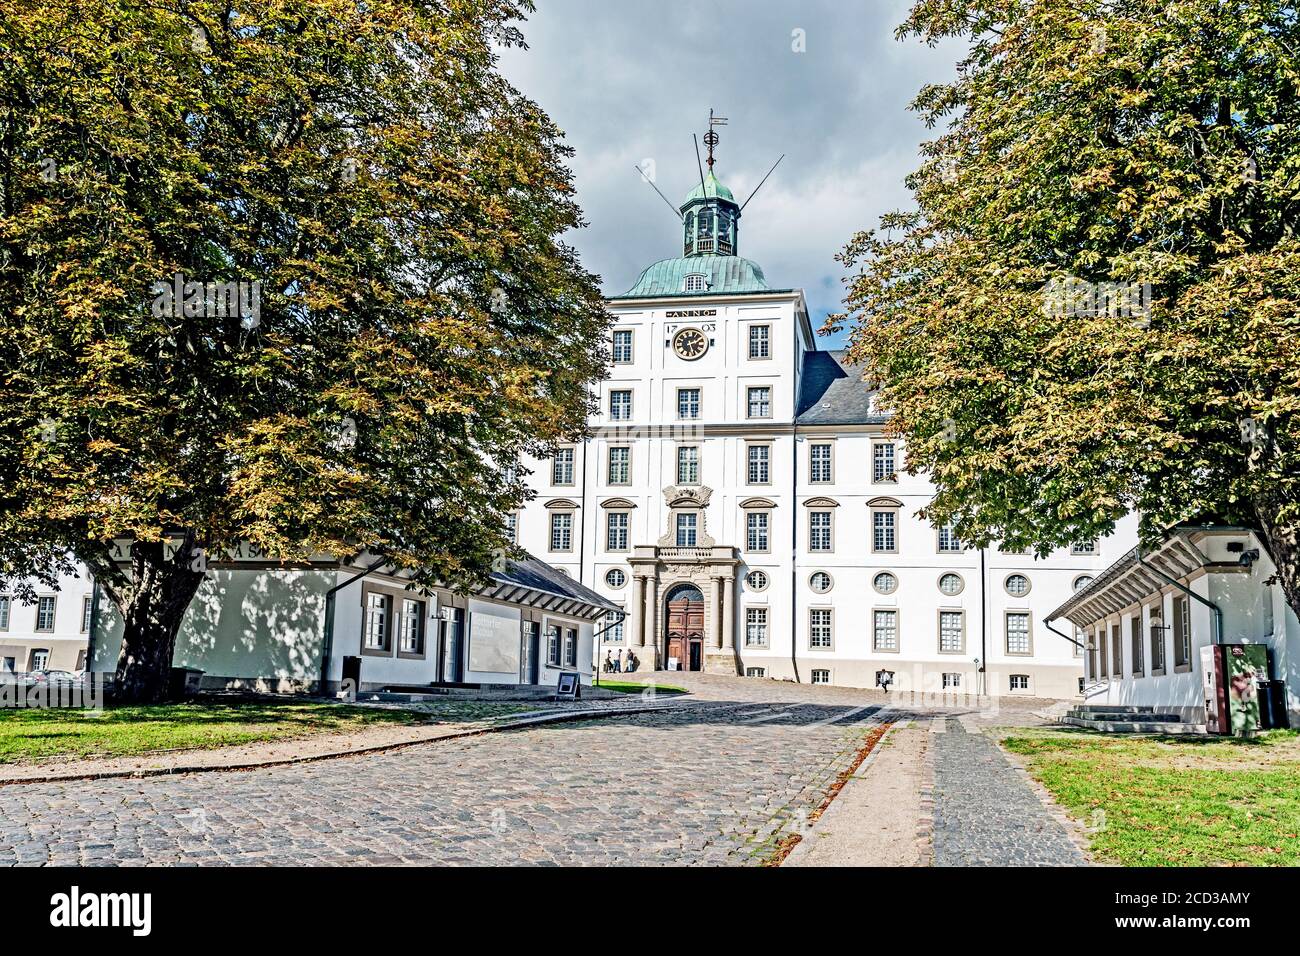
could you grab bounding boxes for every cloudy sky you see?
[498,0,964,348]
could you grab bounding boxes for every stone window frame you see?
[744,568,769,592]
[397,596,429,659]
[676,386,702,420]
[80,595,92,634]
[810,668,831,685]
[676,444,701,485]
[1071,539,1099,556]
[808,441,834,484]
[548,508,575,553]
[868,498,901,554]
[551,446,576,486]
[0,594,9,631]
[505,511,518,545]
[1171,593,1192,672]
[28,648,50,671]
[1003,572,1032,597]
[808,606,834,651]
[1111,621,1124,679]
[937,607,966,655]
[1009,674,1031,692]
[1148,602,1167,676]
[606,444,632,486]
[746,385,773,420]
[675,511,699,547]
[604,567,627,589]
[611,328,634,365]
[872,606,900,653]
[936,523,964,554]
[605,509,631,553]
[937,571,965,597]
[871,571,898,595]
[359,583,431,661]
[942,672,962,690]
[608,388,633,422]
[1004,609,1033,657]
[683,272,708,293]
[871,440,899,483]
[748,323,772,360]
[745,440,772,486]
[744,606,770,648]
[808,570,834,594]
[744,510,771,554]
[34,595,56,633]
[746,667,767,678]
[1129,613,1145,677]
[805,497,838,554]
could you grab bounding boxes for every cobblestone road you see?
[930,718,1086,866]
[0,699,890,867]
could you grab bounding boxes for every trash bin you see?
[168,667,204,700]
[341,656,362,694]
[1265,679,1290,730]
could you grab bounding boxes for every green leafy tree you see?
[834,0,1300,622]
[0,0,609,701]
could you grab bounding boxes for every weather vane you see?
[704,108,727,170]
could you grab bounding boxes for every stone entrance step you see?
[1058,714,1207,734]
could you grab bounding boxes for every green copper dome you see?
[615,255,769,298]
[683,171,735,204]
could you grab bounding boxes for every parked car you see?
[33,669,82,688]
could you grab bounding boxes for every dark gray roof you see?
[796,350,886,425]
[486,552,618,618]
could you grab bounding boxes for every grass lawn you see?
[0,698,527,764]
[1002,728,1300,866]
[594,679,687,695]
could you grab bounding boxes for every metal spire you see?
[704,109,727,171]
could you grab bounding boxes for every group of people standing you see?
[602,648,638,673]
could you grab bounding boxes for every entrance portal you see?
[665,584,706,672]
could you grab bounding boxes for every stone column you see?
[643,572,658,667]
[629,575,645,648]
[710,576,723,649]
[721,574,735,651]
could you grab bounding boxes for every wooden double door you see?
[666,589,705,672]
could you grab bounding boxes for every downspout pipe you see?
[1135,546,1223,645]
[319,557,389,693]
[1044,618,1087,650]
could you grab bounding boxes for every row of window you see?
[0,594,92,634]
[611,325,771,364]
[733,606,1036,657]
[1087,594,1192,681]
[603,386,775,423]
[563,440,903,485]
[742,666,1030,691]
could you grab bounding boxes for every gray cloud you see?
[499,0,963,346]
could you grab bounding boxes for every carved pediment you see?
[663,485,712,509]
[739,497,777,510]
[803,496,840,508]
[544,498,580,510]
[867,496,903,509]
[600,497,637,509]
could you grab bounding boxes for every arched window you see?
[683,273,708,292]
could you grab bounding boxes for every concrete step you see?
[1068,710,1183,723]
[1059,715,1208,734]
[1073,704,1156,714]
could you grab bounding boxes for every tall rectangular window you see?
[1149,607,1166,672]
[0,595,9,630]
[873,610,898,651]
[873,443,897,482]
[35,596,55,632]
[546,624,561,666]
[1130,616,1144,675]
[675,512,698,547]
[1173,595,1191,666]
[677,445,699,484]
[505,512,518,544]
[564,628,577,667]
[937,524,963,553]
[607,446,630,484]
[612,329,633,364]
[809,443,833,483]
[747,386,771,419]
[872,511,896,552]
[605,610,625,644]
[747,444,769,484]
[677,387,701,419]
[1006,612,1030,655]
[809,609,833,649]
[400,599,424,653]
[552,447,574,485]
[364,592,389,650]
[939,610,964,653]
[606,511,629,551]
[746,512,769,552]
[550,512,573,552]
[745,607,768,646]
[81,596,92,634]
[609,389,632,421]
[809,511,832,552]
[748,324,770,359]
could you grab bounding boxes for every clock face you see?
[673,328,708,360]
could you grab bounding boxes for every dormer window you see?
[683,273,708,292]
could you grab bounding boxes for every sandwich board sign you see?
[555,671,581,701]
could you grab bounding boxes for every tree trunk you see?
[110,538,208,704]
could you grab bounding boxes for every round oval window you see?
[939,572,964,596]
[746,570,768,591]
[873,571,897,594]
[605,568,626,588]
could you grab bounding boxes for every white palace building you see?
[512,148,1135,700]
